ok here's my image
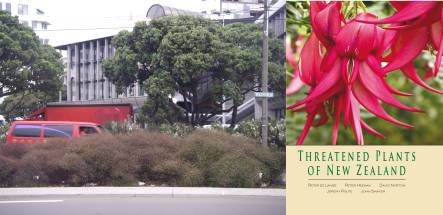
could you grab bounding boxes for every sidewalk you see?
[0,187,285,197]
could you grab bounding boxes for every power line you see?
[34,27,134,32]
[33,18,286,32]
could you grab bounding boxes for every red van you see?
[6,121,102,144]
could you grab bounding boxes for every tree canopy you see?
[0,11,63,118]
[103,15,284,126]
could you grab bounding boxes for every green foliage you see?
[102,120,136,134]
[180,129,283,187]
[235,119,285,149]
[139,71,184,125]
[0,90,60,121]
[104,15,284,127]
[0,130,285,187]
[0,11,63,101]
[156,123,195,137]
[0,155,16,186]
[286,2,443,145]
[0,123,9,143]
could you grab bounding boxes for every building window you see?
[70,77,75,101]
[101,81,104,99]
[18,4,28,15]
[6,3,11,13]
[93,81,96,99]
[85,83,89,100]
[108,82,112,98]
[32,21,37,29]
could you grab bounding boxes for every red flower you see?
[358,1,443,93]
[286,36,304,95]
[289,2,422,145]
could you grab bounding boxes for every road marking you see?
[0,200,64,204]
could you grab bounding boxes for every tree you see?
[0,11,63,101]
[104,15,284,127]
[214,23,285,128]
[104,16,221,126]
[0,90,60,121]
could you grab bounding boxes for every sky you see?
[33,0,219,46]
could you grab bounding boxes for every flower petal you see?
[359,62,421,112]
[401,63,443,94]
[349,92,364,145]
[352,77,414,128]
[286,71,304,95]
[383,27,429,72]
[299,33,322,85]
[296,114,314,145]
[332,95,344,145]
[363,2,436,24]
[360,119,385,139]
[288,60,341,109]
[367,55,413,97]
[311,2,342,48]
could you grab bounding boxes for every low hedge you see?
[0,129,285,188]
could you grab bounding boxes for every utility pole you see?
[220,0,225,27]
[221,0,226,127]
[261,0,269,147]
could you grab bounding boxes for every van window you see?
[79,126,98,136]
[44,125,73,138]
[13,124,42,137]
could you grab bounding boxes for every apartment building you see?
[0,0,50,44]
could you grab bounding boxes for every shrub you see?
[235,119,261,140]
[0,128,285,188]
[119,131,183,185]
[0,143,30,159]
[181,129,239,171]
[156,123,195,137]
[60,153,88,186]
[75,134,137,186]
[179,164,204,187]
[235,119,286,149]
[102,120,137,134]
[181,129,283,187]
[14,150,64,186]
[208,152,266,187]
[0,155,17,187]
[0,124,10,143]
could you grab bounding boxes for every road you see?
[0,195,285,215]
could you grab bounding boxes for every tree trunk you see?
[182,92,190,124]
[190,89,198,126]
[230,105,238,129]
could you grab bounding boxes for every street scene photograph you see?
[0,0,286,214]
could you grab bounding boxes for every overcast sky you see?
[34,0,218,46]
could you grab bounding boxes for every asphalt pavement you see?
[0,195,285,215]
[0,187,285,215]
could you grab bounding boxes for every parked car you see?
[6,121,102,144]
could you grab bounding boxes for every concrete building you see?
[0,0,50,44]
[202,0,266,20]
[52,1,286,124]
[54,36,146,109]
[255,0,285,39]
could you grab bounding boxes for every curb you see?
[0,187,286,197]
